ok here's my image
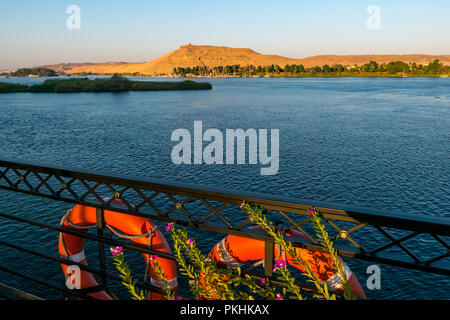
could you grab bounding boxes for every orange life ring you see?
[208,229,366,299]
[58,199,177,300]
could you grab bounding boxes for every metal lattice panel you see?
[0,159,449,278]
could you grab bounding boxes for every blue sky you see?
[1,0,449,69]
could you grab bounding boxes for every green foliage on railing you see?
[112,202,356,300]
[111,246,146,300]
[172,59,450,77]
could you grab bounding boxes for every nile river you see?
[0,76,449,299]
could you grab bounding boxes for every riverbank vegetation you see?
[10,67,58,77]
[0,74,212,93]
[172,59,450,78]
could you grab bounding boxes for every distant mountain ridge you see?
[8,44,450,75]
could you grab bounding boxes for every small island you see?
[0,74,212,93]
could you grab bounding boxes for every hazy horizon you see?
[1,0,450,70]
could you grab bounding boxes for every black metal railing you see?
[0,158,448,300]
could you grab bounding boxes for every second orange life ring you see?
[58,199,177,300]
[208,229,366,299]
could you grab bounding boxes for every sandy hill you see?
[28,44,450,75]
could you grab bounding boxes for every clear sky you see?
[1,0,449,69]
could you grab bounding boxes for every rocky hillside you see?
[19,44,450,76]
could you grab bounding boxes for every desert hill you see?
[135,44,297,74]
[14,44,450,75]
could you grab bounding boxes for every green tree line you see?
[173,59,450,77]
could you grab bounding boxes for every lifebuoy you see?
[58,199,177,300]
[208,228,366,299]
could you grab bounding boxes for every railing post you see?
[264,237,274,277]
[95,208,107,287]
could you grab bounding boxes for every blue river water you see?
[0,76,449,299]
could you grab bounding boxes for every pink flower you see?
[110,246,123,255]
[165,222,174,232]
[307,208,316,214]
[187,239,196,246]
[169,296,181,300]
[260,278,267,286]
[239,201,246,209]
[273,259,287,271]
[276,293,283,300]
[149,255,158,261]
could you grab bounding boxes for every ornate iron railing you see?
[0,158,448,299]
